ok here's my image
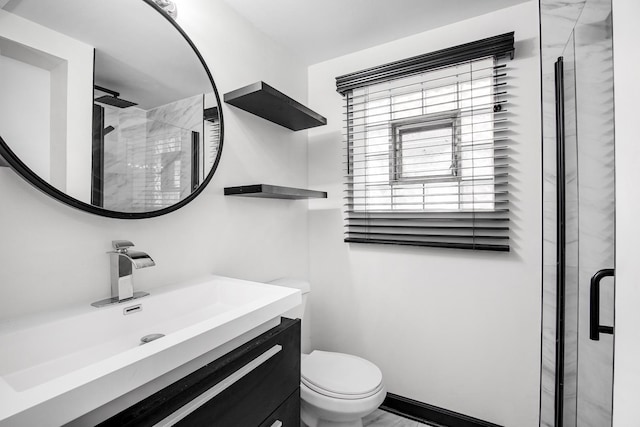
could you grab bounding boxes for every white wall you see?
[0,1,310,320]
[0,9,93,199]
[0,54,51,180]
[307,3,541,426]
[612,0,640,425]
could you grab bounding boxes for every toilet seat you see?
[301,351,383,400]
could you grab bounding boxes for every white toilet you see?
[270,278,386,427]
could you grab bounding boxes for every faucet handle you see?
[112,240,135,251]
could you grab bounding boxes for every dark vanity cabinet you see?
[99,318,301,427]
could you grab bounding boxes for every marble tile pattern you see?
[363,410,435,427]
[147,94,204,134]
[539,1,615,426]
[101,95,204,212]
[573,8,615,427]
[103,107,147,211]
[147,94,204,206]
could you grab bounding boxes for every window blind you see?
[338,33,514,251]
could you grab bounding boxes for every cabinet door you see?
[174,322,299,426]
[98,318,300,427]
[259,389,301,427]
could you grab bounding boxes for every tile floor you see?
[363,409,436,426]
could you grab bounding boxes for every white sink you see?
[0,275,301,426]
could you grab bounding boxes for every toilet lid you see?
[301,351,383,398]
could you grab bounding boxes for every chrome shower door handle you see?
[590,268,615,341]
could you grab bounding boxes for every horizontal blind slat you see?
[346,209,510,215]
[344,203,509,208]
[344,67,507,104]
[345,136,509,153]
[347,179,509,190]
[344,215,510,221]
[344,101,508,130]
[343,238,510,252]
[344,193,508,201]
[345,232,509,240]
[345,172,508,182]
[344,155,508,169]
[347,224,508,230]
[345,84,508,115]
[344,87,508,118]
[343,164,509,178]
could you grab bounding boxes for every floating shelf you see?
[224,81,327,131]
[224,184,327,200]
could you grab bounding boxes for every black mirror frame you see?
[0,0,224,219]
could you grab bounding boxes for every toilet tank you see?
[269,278,311,353]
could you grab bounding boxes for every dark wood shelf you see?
[224,184,327,200]
[224,82,327,131]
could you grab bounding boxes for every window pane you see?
[399,125,453,179]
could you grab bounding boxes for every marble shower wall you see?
[573,8,615,427]
[146,94,204,207]
[539,0,615,426]
[102,94,204,212]
[103,107,146,211]
[562,34,579,426]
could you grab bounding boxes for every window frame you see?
[390,110,462,185]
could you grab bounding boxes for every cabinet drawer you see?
[259,389,300,427]
[99,318,300,427]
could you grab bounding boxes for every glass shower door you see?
[555,19,616,427]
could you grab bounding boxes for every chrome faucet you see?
[91,240,155,308]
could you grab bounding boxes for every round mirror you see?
[0,0,223,218]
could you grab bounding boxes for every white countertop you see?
[0,275,301,427]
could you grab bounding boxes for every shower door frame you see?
[553,56,567,427]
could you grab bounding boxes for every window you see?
[338,33,514,251]
[392,112,459,182]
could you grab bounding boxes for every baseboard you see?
[380,393,504,427]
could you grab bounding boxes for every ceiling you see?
[220,0,530,65]
[3,0,211,109]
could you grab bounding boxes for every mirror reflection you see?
[0,0,222,215]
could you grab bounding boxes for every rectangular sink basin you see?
[0,275,300,426]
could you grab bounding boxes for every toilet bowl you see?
[300,351,386,427]
[269,279,386,427]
